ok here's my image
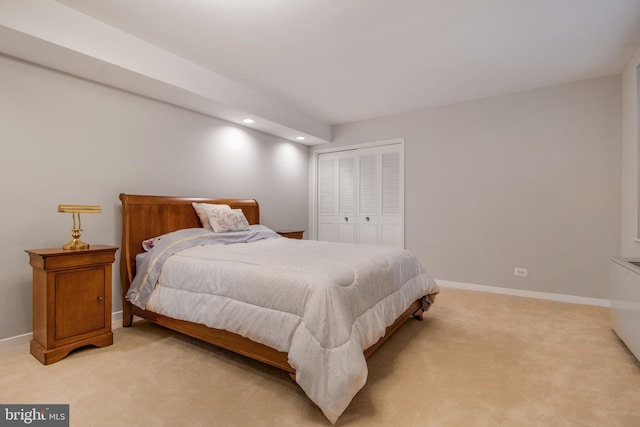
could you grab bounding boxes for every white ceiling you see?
[4,1,640,143]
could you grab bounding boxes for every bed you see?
[119,193,439,423]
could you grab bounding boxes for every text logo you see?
[0,405,68,426]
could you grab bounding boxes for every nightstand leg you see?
[30,332,113,365]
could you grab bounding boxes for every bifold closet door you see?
[317,144,403,248]
[317,151,357,243]
[378,146,403,247]
[356,149,378,245]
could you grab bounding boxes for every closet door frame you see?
[310,138,405,246]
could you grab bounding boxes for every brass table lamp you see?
[58,205,102,250]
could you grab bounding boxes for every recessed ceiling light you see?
[295,136,305,141]
[242,118,254,124]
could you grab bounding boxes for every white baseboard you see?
[112,310,123,329]
[0,311,124,352]
[437,280,610,307]
[0,332,32,351]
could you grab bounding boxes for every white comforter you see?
[134,231,438,423]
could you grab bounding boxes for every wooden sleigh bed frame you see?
[119,193,436,378]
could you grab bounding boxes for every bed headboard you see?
[119,194,260,294]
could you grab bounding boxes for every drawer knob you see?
[97,296,103,302]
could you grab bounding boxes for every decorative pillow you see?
[206,208,250,233]
[192,203,231,230]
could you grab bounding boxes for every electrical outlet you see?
[514,267,528,277]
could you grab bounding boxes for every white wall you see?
[621,43,640,258]
[0,54,309,341]
[315,76,621,300]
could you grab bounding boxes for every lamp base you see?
[62,239,89,251]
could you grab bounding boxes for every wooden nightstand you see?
[276,230,304,239]
[25,245,118,365]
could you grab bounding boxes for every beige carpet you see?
[1,287,639,426]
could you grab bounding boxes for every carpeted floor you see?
[1,287,639,426]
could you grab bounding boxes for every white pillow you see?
[206,208,250,233]
[192,202,231,230]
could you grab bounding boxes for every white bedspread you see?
[139,235,438,423]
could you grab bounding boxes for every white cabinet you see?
[317,142,404,248]
[610,258,640,361]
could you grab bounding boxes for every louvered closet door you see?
[317,156,336,242]
[378,145,403,248]
[337,155,357,242]
[317,151,357,243]
[357,145,403,248]
[357,149,379,245]
[316,142,403,248]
